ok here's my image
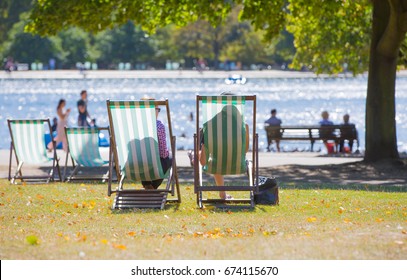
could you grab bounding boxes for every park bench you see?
[264,124,359,152]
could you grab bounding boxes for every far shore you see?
[0,69,396,80]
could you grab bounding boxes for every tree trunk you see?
[365,0,407,162]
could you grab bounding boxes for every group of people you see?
[47,93,357,199]
[47,90,94,152]
[264,109,357,153]
[319,111,357,153]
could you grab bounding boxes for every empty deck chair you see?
[106,99,181,209]
[64,127,110,181]
[193,95,259,208]
[7,119,61,183]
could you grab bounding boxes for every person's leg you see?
[266,134,271,152]
[149,157,172,189]
[339,139,345,153]
[276,140,281,152]
[348,139,353,153]
[151,179,164,189]
[141,181,154,189]
[213,174,228,199]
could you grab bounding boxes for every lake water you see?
[1,76,406,152]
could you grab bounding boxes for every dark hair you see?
[271,109,277,114]
[80,90,87,96]
[57,99,66,110]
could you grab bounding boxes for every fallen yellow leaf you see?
[262,230,278,236]
[26,235,39,245]
[113,243,127,250]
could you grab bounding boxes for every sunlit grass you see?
[0,179,406,259]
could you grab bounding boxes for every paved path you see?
[0,148,362,179]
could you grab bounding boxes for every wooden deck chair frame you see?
[7,119,61,184]
[63,127,110,182]
[193,95,259,208]
[106,99,181,209]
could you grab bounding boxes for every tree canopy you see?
[25,0,375,75]
[1,2,292,69]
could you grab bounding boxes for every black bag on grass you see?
[254,176,279,205]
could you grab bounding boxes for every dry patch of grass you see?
[0,179,406,259]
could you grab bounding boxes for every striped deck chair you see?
[7,119,61,184]
[106,99,180,209]
[193,95,259,208]
[63,127,110,181]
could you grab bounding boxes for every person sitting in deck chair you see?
[140,98,172,190]
[198,93,250,200]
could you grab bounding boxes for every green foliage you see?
[264,29,295,66]
[25,0,375,74]
[8,32,56,64]
[95,22,155,68]
[0,0,32,44]
[149,25,182,64]
[238,0,287,41]
[26,0,233,36]
[286,0,372,74]
[220,29,271,65]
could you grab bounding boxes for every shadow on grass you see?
[110,202,182,214]
[280,183,407,192]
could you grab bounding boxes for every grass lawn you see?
[0,179,406,259]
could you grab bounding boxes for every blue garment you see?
[319,119,333,125]
[265,116,282,126]
[77,99,90,127]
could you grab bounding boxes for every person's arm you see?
[157,121,169,158]
[199,144,206,166]
[245,124,249,153]
[58,108,70,119]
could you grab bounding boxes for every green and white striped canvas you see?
[66,128,105,167]
[9,120,50,164]
[201,96,246,175]
[108,101,164,182]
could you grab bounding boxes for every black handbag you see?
[254,176,279,205]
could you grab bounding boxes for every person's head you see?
[80,90,87,100]
[57,99,66,110]
[343,113,350,123]
[271,109,277,116]
[220,92,234,96]
[321,111,329,120]
[52,117,57,124]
